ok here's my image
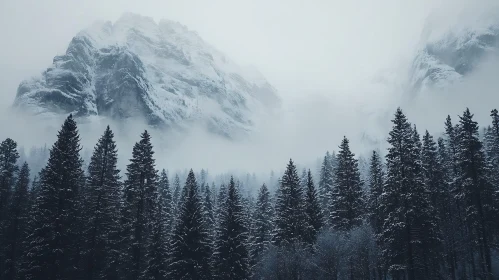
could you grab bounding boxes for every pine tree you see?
[273,159,308,245]
[2,162,30,280]
[455,108,496,279]
[249,184,272,266]
[420,130,447,278]
[367,150,385,235]
[487,109,499,197]
[202,183,216,241]
[437,136,464,280]
[29,175,41,203]
[422,131,446,214]
[23,114,85,280]
[81,126,121,280]
[0,138,19,275]
[0,138,19,220]
[300,168,307,188]
[380,108,441,280]
[445,115,460,180]
[330,136,364,231]
[304,169,323,244]
[238,184,254,253]
[158,169,173,232]
[172,174,181,219]
[168,170,212,280]
[213,177,250,280]
[216,183,228,223]
[318,152,334,223]
[143,179,169,280]
[120,130,159,280]
[444,115,473,279]
[213,183,227,257]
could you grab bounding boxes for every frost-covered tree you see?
[304,169,322,244]
[0,138,19,276]
[202,183,216,241]
[455,108,496,279]
[172,173,181,219]
[318,152,334,223]
[330,137,364,231]
[249,184,273,266]
[120,130,159,280]
[380,108,441,280]
[168,170,212,280]
[213,177,250,280]
[80,126,122,280]
[23,114,85,280]
[2,162,30,280]
[273,159,308,245]
[158,169,173,231]
[487,109,499,200]
[143,180,169,280]
[367,150,384,235]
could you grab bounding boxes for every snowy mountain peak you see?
[409,7,499,94]
[13,13,280,138]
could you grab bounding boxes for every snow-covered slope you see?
[13,13,280,138]
[409,10,499,94]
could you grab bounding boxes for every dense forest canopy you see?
[1,107,499,280]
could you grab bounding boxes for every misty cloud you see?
[1,0,499,178]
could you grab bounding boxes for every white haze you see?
[0,0,499,179]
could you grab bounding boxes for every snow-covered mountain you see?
[13,13,280,138]
[409,9,499,94]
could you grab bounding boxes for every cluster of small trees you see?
[0,107,498,280]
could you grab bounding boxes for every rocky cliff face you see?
[13,13,280,138]
[409,10,499,94]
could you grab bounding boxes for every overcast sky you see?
[0,0,486,105]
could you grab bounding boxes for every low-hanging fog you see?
[1,0,499,181]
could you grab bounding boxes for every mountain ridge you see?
[409,8,499,94]
[13,13,280,138]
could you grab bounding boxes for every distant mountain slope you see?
[409,10,499,93]
[13,13,280,138]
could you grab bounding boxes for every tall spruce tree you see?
[29,175,41,204]
[455,108,496,279]
[168,170,212,280]
[304,169,322,244]
[158,169,173,231]
[273,159,308,245]
[120,130,159,280]
[381,108,441,280]
[0,138,19,224]
[445,115,460,180]
[318,152,334,223]
[0,138,19,276]
[2,162,30,280]
[249,184,272,266]
[367,150,385,235]
[444,115,474,279]
[23,114,85,280]
[213,177,250,280]
[172,174,181,219]
[143,176,169,280]
[330,136,364,231]
[82,126,121,280]
[437,136,463,280]
[420,130,446,278]
[487,109,499,197]
[202,184,216,241]
[422,131,447,220]
[216,183,228,222]
[300,168,308,189]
